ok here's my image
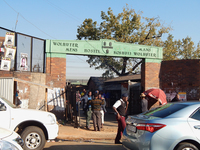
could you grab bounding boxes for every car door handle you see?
[194,125,200,129]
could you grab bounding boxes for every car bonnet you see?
[0,128,12,139]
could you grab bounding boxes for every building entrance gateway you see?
[0,27,163,119]
[45,39,163,91]
[46,39,162,60]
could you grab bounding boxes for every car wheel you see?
[21,126,46,150]
[176,142,198,150]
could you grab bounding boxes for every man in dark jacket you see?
[88,93,104,131]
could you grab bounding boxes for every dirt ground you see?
[56,108,118,141]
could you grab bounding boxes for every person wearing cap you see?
[140,93,148,112]
[113,93,129,144]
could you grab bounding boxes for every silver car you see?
[122,102,200,150]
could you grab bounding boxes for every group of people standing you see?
[76,89,181,144]
[76,89,107,131]
[76,90,148,144]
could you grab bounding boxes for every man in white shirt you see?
[113,93,129,144]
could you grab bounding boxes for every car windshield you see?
[0,97,16,108]
[143,103,188,118]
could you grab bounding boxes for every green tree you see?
[163,34,181,61]
[163,35,200,60]
[179,37,197,59]
[77,6,171,78]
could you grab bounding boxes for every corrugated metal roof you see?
[0,77,14,103]
[87,77,105,86]
[104,74,141,83]
[0,77,53,89]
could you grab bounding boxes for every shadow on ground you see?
[77,107,118,130]
[44,140,125,150]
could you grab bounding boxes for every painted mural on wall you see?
[166,91,187,102]
[163,84,200,101]
[165,92,176,102]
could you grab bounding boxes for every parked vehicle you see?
[0,127,23,150]
[122,102,200,150]
[0,96,59,150]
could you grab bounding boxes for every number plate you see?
[127,125,137,133]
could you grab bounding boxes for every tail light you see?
[136,123,166,133]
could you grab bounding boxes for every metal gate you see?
[129,83,142,115]
[65,85,80,127]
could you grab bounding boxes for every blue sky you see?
[1,0,200,79]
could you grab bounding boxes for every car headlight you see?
[46,114,56,124]
[0,140,19,150]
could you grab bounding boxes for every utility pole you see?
[15,13,19,32]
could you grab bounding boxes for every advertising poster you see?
[5,46,16,60]
[4,32,15,46]
[20,53,28,71]
[178,92,187,101]
[0,57,11,71]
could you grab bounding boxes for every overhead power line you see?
[44,0,82,23]
[3,0,57,39]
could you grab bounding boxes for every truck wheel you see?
[21,126,46,150]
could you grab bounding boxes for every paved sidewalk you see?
[56,108,118,141]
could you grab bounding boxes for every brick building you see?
[3,26,199,118]
[0,27,66,112]
[160,59,200,101]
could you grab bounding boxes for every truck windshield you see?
[0,97,16,108]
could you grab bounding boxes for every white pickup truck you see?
[0,96,59,150]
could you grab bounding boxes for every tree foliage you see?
[77,5,199,78]
[163,35,200,60]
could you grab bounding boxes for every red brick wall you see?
[46,57,66,88]
[160,59,200,100]
[0,70,14,77]
[141,61,161,91]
